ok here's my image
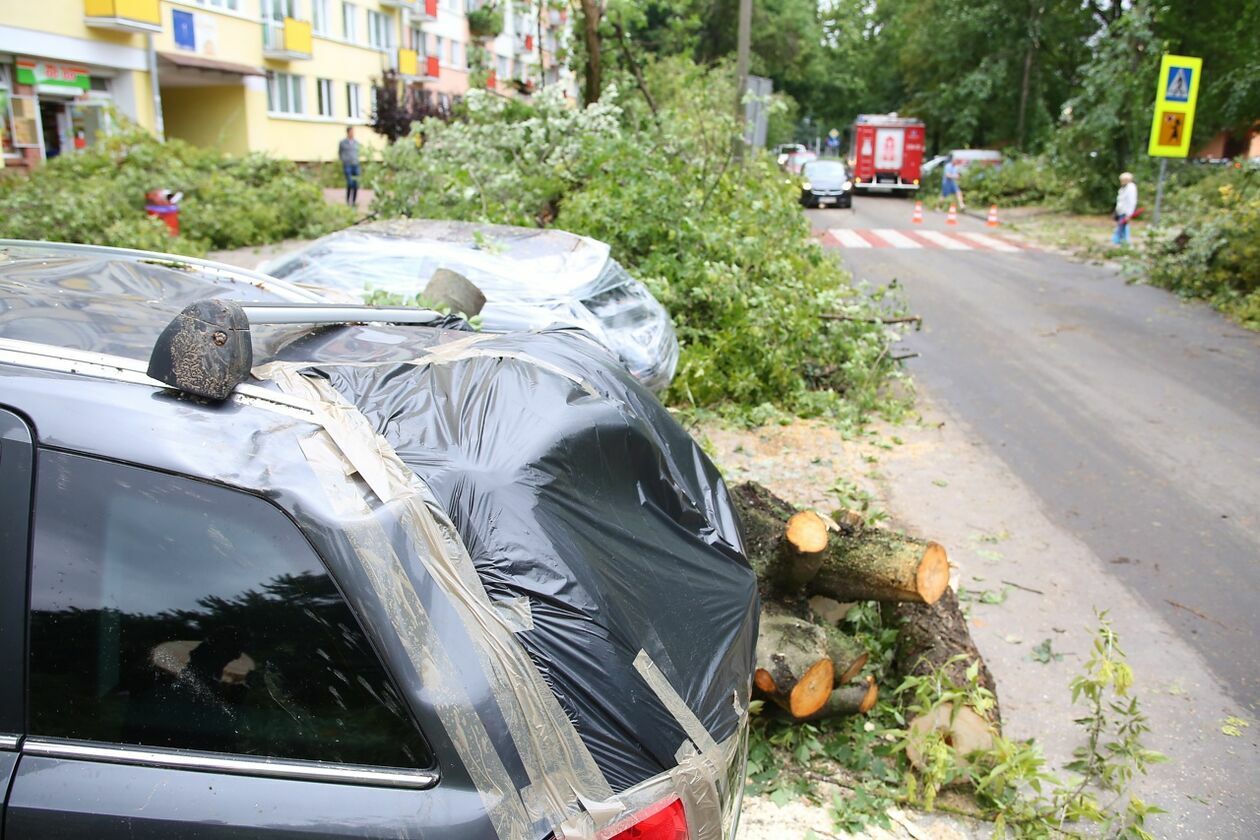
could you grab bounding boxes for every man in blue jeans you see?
[338,126,361,207]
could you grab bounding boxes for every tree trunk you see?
[1016,0,1041,148]
[894,587,1001,769]
[613,21,659,120]
[812,527,950,604]
[800,676,879,721]
[755,611,835,718]
[579,0,602,105]
[730,481,949,605]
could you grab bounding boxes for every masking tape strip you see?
[633,650,721,758]
[406,347,602,399]
[493,595,535,633]
[255,362,616,831]
[297,430,534,839]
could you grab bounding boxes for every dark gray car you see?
[799,160,854,209]
[0,241,755,840]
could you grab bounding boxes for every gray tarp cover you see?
[274,325,759,791]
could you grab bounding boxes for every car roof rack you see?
[147,299,450,401]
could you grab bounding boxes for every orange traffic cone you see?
[986,204,1000,227]
[946,204,958,225]
[912,201,924,224]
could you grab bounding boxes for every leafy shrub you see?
[1145,168,1260,329]
[0,123,352,256]
[369,60,908,420]
[962,155,1080,209]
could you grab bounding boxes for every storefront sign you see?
[16,60,90,93]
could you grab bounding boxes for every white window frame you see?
[196,0,240,9]
[316,78,334,117]
[342,2,358,42]
[267,71,305,115]
[367,10,392,50]
[409,24,425,54]
[311,0,329,34]
[263,0,295,22]
[346,82,362,119]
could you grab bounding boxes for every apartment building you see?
[0,0,571,168]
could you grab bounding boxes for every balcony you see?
[396,48,418,78]
[84,0,161,33]
[424,55,440,80]
[387,0,438,20]
[263,18,313,61]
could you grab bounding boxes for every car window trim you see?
[22,737,438,789]
[0,734,19,750]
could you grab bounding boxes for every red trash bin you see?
[145,189,182,236]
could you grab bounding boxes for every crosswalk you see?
[822,228,1031,252]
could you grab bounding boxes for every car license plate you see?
[819,197,836,205]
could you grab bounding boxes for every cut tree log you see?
[783,510,829,589]
[895,587,1001,769]
[812,527,950,604]
[755,612,835,718]
[821,622,869,684]
[754,607,871,720]
[801,676,879,721]
[730,481,949,605]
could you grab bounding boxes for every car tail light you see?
[602,798,688,840]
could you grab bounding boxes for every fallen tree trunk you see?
[730,481,949,605]
[814,526,950,604]
[755,612,835,718]
[801,676,879,721]
[895,587,1001,769]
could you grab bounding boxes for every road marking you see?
[914,230,972,250]
[871,228,922,249]
[955,232,1021,252]
[825,228,1033,252]
[829,228,872,248]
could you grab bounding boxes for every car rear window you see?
[27,451,433,771]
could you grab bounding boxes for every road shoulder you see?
[703,388,1259,838]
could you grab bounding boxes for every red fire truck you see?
[849,114,926,193]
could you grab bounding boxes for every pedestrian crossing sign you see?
[1148,54,1201,157]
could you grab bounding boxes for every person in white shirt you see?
[1113,171,1138,245]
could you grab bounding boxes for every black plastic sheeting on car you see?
[287,328,759,791]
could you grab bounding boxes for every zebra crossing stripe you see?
[829,228,872,248]
[871,229,922,249]
[915,230,971,250]
[956,232,1020,252]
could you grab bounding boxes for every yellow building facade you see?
[1,0,568,167]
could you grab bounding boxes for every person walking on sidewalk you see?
[338,127,361,207]
[1112,171,1138,246]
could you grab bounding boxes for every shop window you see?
[0,67,15,157]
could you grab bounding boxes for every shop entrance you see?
[38,99,68,158]
[37,98,108,159]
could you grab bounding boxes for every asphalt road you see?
[808,196,1260,714]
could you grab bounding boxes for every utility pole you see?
[734,0,752,161]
